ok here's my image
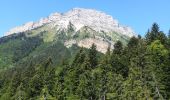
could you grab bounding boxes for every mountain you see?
[5,8,136,53]
[6,8,135,36]
[1,8,170,100]
[0,8,136,69]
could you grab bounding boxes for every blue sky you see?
[0,0,170,37]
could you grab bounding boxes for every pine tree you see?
[98,57,110,100]
[111,41,128,77]
[76,58,91,99]
[148,40,169,98]
[122,40,157,99]
[63,49,87,99]
[145,23,167,45]
[164,52,170,98]
[44,66,56,96]
[80,56,97,100]
[151,23,159,34]
[128,37,139,48]
[145,23,160,44]
[157,31,167,45]
[54,64,68,100]
[71,48,85,67]
[106,73,124,100]
[88,44,98,68]
[113,41,123,54]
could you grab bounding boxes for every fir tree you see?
[113,40,123,54]
[127,37,139,48]
[145,23,167,45]
[88,44,98,68]
[148,40,169,98]
[151,23,159,34]
[122,40,160,99]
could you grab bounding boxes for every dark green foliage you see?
[13,36,43,62]
[0,33,25,44]
[145,23,168,45]
[0,33,43,69]
[145,23,160,44]
[151,23,159,33]
[127,36,139,48]
[88,43,98,68]
[113,40,123,54]
[111,41,128,77]
[0,23,170,99]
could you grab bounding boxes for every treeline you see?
[0,23,170,100]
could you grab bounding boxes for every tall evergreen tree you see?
[123,40,164,99]
[127,37,139,48]
[145,23,160,44]
[88,44,98,68]
[71,48,85,67]
[151,23,159,34]
[145,23,167,45]
[148,40,169,98]
[111,41,128,77]
[113,40,123,54]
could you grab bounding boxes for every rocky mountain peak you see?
[5,8,136,37]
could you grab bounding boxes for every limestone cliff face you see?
[5,8,136,53]
[64,38,113,53]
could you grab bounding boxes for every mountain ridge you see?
[5,8,136,37]
[1,8,137,54]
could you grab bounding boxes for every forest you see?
[0,23,170,100]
